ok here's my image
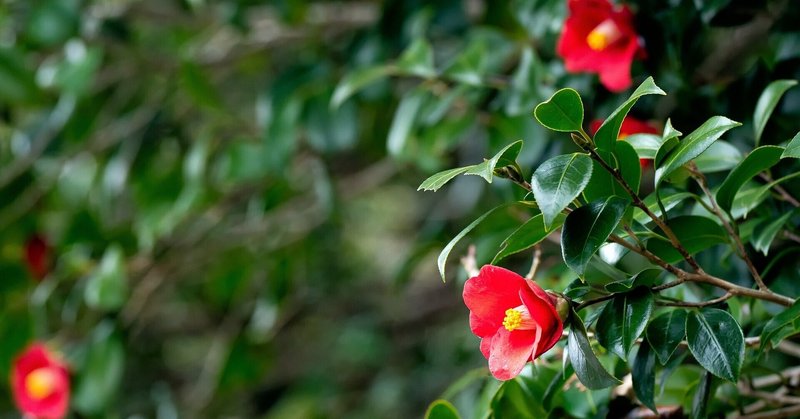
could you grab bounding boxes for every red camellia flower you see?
[24,235,51,280]
[590,116,660,167]
[11,343,70,419]
[463,265,564,380]
[557,0,645,92]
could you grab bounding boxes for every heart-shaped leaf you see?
[646,309,688,365]
[754,80,797,145]
[561,196,628,276]
[655,116,741,188]
[534,88,584,132]
[594,77,666,151]
[567,308,621,389]
[686,309,744,382]
[716,145,784,213]
[531,153,592,229]
[596,287,654,359]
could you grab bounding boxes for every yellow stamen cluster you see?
[503,308,523,331]
[586,30,610,51]
[586,19,622,51]
[25,368,56,400]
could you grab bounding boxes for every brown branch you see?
[525,245,542,280]
[736,403,800,419]
[657,292,733,307]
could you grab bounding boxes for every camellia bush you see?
[421,76,800,418]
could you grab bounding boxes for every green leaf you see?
[716,145,784,213]
[425,400,461,419]
[533,88,584,133]
[691,371,714,419]
[662,119,683,142]
[632,340,658,414]
[594,77,666,151]
[584,141,641,202]
[561,196,628,276]
[782,132,800,159]
[655,116,741,188]
[464,140,524,183]
[74,322,125,415]
[596,287,654,359]
[646,215,728,264]
[492,213,564,264]
[418,167,473,192]
[331,65,390,108]
[531,153,593,229]
[85,244,128,311]
[754,80,797,145]
[646,309,688,365]
[543,363,574,411]
[625,133,664,160]
[686,309,744,382]
[387,89,427,156]
[437,203,515,281]
[567,308,621,389]
[759,299,800,355]
[632,192,692,225]
[692,140,742,173]
[731,182,771,219]
[654,136,680,170]
[605,269,661,293]
[443,40,487,86]
[397,38,436,78]
[752,211,794,255]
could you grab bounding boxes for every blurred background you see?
[0,0,799,417]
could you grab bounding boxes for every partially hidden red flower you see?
[24,235,51,280]
[557,0,645,92]
[463,265,564,380]
[590,116,660,167]
[11,343,70,419]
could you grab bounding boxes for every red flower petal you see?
[487,328,538,380]
[620,117,659,136]
[469,312,499,338]
[463,265,525,334]
[480,338,491,359]
[520,284,564,358]
[11,343,70,419]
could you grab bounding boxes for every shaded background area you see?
[0,0,799,417]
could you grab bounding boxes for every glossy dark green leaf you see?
[491,379,541,418]
[759,299,800,356]
[716,145,784,212]
[594,77,666,151]
[492,213,564,264]
[754,80,797,145]
[632,340,658,414]
[691,371,713,419]
[543,363,574,411]
[654,136,680,169]
[437,203,515,281]
[561,196,627,276]
[331,65,390,108]
[731,182,771,219]
[662,119,683,142]
[531,153,592,229]
[584,141,641,202]
[567,308,621,389]
[655,116,741,188]
[646,309,687,365]
[605,269,661,293]
[646,216,727,264]
[686,309,744,382]
[752,211,793,255]
[425,400,461,419]
[692,140,742,173]
[533,88,584,133]
[464,140,524,183]
[596,288,654,359]
[782,132,800,159]
[397,38,436,78]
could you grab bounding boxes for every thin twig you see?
[657,292,733,307]
[735,403,800,419]
[525,245,542,280]
[691,165,770,291]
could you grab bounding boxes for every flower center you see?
[25,367,57,400]
[586,19,622,51]
[502,305,538,331]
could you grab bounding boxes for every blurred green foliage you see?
[0,0,799,417]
